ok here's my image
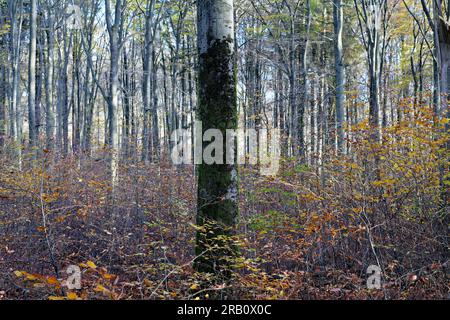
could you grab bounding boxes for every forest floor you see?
[0,142,448,300]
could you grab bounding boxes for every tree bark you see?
[0,64,5,148]
[28,0,37,147]
[44,7,55,151]
[333,0,345,154]
[142,1,153,162]
[299,0,311,159]
[105,0,126,190]
[195,0,238,277]
[437,0,450,115]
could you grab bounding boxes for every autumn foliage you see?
[0,102,447,300]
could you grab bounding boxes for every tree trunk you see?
[72,36,82,155]
[44,11,55,151]
[0,64,5,148]
[81,3,100,156]
[59,34,72,156]
[288,20,297,157]
[151,44,160,161]
[28,0,37,148]
[105,0,125,190]
[122,47,131,159]
[299,0,311,160]
[333,0,345,154]
[195,0,238,277]
[437,0,450,115]
[142,3,152,162]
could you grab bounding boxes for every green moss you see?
[194,37,239,275]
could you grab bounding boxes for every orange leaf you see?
[47,276,59,285]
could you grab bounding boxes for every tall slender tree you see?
[195,0,239,277]
[105,0,127,190]
[333,0,345,154]
[44,1,55,151]
[28,0,37,147]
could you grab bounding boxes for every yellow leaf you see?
[103,273,114,280]
[94,284,109,293]
[14,270,23,277]
[190,284,199,290]
[48,296,66,300]
[67,292,78,300]
[86,261,97,269]
[25,274,37,281]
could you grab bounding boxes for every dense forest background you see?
[0,0,448,300]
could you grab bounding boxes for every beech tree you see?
[28,0,37,148]
[333,0,345,154]
[195,0,239,276]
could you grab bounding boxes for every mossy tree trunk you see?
[195,0,239,277]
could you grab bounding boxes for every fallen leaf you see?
[14,271,23,278]
[94,284,109,293]
[47,277,60,285]
[103,273,114,280]
[190,284,199,290]
[67,292,78,300]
